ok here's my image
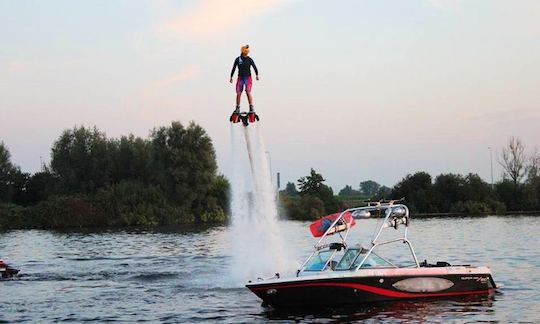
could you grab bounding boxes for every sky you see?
[1,0,539,191]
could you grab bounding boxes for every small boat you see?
[246,200,497,308]
[0,259,20,279]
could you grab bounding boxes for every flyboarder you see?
[230,45,259,126]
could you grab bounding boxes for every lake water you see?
[1,216,539,322]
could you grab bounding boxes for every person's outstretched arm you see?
[230,58,238,83]
[251,58,259,80]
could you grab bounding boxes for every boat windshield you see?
[336,248,394,270]
[335,248,359,270]
[304,250,334,271]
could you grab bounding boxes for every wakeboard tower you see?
[230,111,259,127]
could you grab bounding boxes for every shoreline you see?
[411,210,540,218]
[2,211,539,232]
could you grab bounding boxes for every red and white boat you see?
[246,201,497,308]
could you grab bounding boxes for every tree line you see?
[281,137,540,219]
[0,121,229,230]
[2,130,538,228]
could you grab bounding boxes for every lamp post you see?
[488,147,494,189]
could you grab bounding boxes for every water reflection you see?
[263,295,496,322]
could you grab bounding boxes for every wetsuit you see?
[231,55,258,94]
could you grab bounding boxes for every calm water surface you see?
[1,216,539,323]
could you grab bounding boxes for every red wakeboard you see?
[309,211,355,238]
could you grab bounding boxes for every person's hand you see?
[256,75,260,81]
[229,77,233,83]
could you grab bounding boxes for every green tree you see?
[462,173,493,202]
[359,180,381,198]
[298,168,340,213]
[432,173,466,212]
[150,121,223,222]
[450,201,491,214]
[298,168,325,195]
[29,196,98,229]
[94,180,169,227]
[284,194,326,220]
[373,185,392,200]
[528,149,540,181]
[0,142,25,203]
[524,176,540,210]
[338,185,359,196]
[392,172,435,213]
[23,168,58,205]
[285,182,298,196]
[51,126,113,193]
[496,179,523,211]
[110,135,152,183]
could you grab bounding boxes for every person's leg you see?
[246,76,254,111]
[235,77,243,112]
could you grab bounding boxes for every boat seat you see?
[420,260,452,267]
[329,243,345,251]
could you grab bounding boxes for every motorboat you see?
[246,200,497,308]
[0,259,19,279]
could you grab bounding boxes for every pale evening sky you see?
[1,0,539,191]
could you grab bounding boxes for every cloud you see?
[141,64,200,102]
[7,60,28,72]
[135,64,200,119]
[153,65,200,88]
[425,0,462,11]
[158,0,288,38]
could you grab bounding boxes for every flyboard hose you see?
[243,126,256,179]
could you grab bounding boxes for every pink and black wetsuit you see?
[231,55,258,94]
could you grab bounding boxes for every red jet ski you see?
[0,259,19,278]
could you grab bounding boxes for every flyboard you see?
[230,111,259,127]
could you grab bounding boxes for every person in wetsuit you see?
[230,44,259,114]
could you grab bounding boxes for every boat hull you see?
[246,269,496,308]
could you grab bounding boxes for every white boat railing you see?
[298,200,420,275]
